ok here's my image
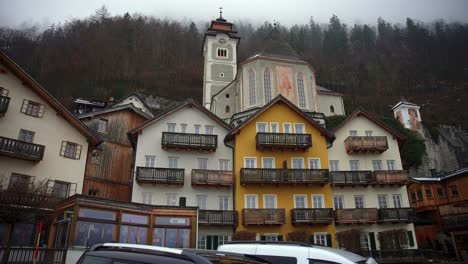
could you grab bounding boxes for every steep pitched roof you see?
[129,99,231,135]
[317,86,344,96]
[251,27,303,62]
[392,98,419,110]
[77,103,152,120]
[112,92,155,114]
[225,94,335,142]
[332,108,406,144]
[0,51,101,145]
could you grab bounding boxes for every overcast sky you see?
[1,0,467,30]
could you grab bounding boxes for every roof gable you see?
[77,103,152,120]
[113,92,155,116]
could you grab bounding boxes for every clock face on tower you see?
[216,34,229,46]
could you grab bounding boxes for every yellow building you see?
[225,95,337,246]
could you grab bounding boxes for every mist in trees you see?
[1,8,467,128]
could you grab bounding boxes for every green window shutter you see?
[369,232,376,251]
[213,235,219,250]
[207,235,213,250]
[326,234,332,247]
[277,235,283,241]
[407,231,414,247]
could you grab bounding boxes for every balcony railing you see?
[442,214,468,231]
[0,190,62,209]
[256,133,312,150]
[330,171,372,185]
[191,169,233,187]
[240,168,329,184]
[334,208,379,224]
[344,136,388,154]
[136,167,184,185]
[242,209,286,225]
[198,210,238,226]
[378,208,416,222]
[161,132,217,151]
[0,95,10,115]
[0,136,45,161]
[439,202,468,216]
[373,170,408,185]
[291,208,333,224]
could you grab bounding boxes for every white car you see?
[218,241,378,264]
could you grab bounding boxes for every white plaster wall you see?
[318,93,345,116]
[132,106,233,211]
[333,185,411,209]
[0,63,89,194]
[393,105,421,129]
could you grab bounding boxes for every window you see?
[217,48,228,57]
[392,194,402,208]
[167,123,176,132]
[450,185,459,197]
[168,157,178,168]
[219,196,229,210]
[349,130,358,136]
[205,126,214,135]
[225,105,230,113]
[360,233,369,250]
[378,194,388,208]
[181,124,187,133]
[60,141,82,160]
[438,187,446,198]
[145,155,156,167]
[198,235,207,250]
[220,73,225,77]
[264,68,272,103]
[21,99,44,117]
[417,190,423,200]
[291,158,304,169]
[309,158,321,169]
[9,173,31,189]
[294,194,307,208]
[329,160,339,171]
[166,193,178,206]
[219,159,229,171]
[411,192,416,202]
[333,195,344,209]
[264,234,280,242]
[226,93,230,98]
[387,160,396,170]
[244,158,257,168]
[312,195,324,208]
[256,122,268,133]
[263,194,277,208]
[91,149,102,164]
[270,122,279,133]
[197,158,208,169]
[262,157,275,168]
[196,195,207,209]
[349,160,360,171]
[297,73,306,108]
[294,123,305,134]
[248,70,256,107]
[365,130,373,136]
[283,123,292,133]
[245,194,258,208]
[314,233,328,246]
[194,125,201,134]
[354,195,365,208]
[425,188,433,198]
[142,192,152,204]
[53,181,70,198]
[330,105,335,113]
[218,235,230,246]
[18,129,34,143]
[97,119,108,134]
[0,87,8,96]
[88,189,98,196]
[372,160,383,171]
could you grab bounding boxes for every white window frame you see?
[264,233,279,241]
[372,160,383,171]
[194,125,201,134]
[263,67,272,103]
[181,123,187,133]
[283,123,292,133]
[248,69,256,107]
[291,158,305,169]
[197,158,208,169]
[245,194,258,208]
[196,195,207,209]
[198,234,207,250]
[294,194,308,208]
[329,160,339,171]
[378,194,388,209]
[293,123,305,134]
[168,157,179,168]
[308,158,321,169]
[167,123,176,132]
[166,193,178,206]
[350,160,360,171]
[205,126,214,135]
[311,194,325,208]
[360,233,370,250]
[219,159,229,171]
[354,195,365,208]
[262,157,276,169]
[218,234,231,246]
[333,195,345,209]
[365,130,373,136]
[244,157,257,168]
[296,73,307,109]
[392,194,403,208]
[387,160,396,170]
[349,130,358,136]
[269,122,279,133]
[256,122,268,133]
[314,232,328,246]
[219,196,229,210]
[216,47,228,58]
[263,194,278,209]
[142,192,152,204]
[145,155,156,167]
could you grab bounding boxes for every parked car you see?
[76,243,272,264]
[218,241,378,264]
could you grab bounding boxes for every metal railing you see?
[242,209,286,225]
[198,210,237,225]
[291,208,333,224]
[0,190,62,209]
[240,168,329,184]
[161,132,217,150]
[0,96,10,115]
[256,133,312,149]
[0,247,67,264]
[136,167,184,185]
[344,136,388,153]
[0,136,45,161]
[330,171,373,185]
[378,208,416,222]
[373,170,408,184]
[439,202,468,216]
[334,208,379,224]
[191,169,232,186]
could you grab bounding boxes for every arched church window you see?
[217,48,228,57]
[263,68,272,103]
[248,70,256,107]
[330,105,335,113]
[225,105,230,113]
[297,73,306,108]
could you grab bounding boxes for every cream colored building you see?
[328,109,417,251]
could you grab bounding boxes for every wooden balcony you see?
[0,190,62,209]
[334,208,379,224]
[442,214,468,231]
[344,136,388,154]
[373,170,408,185]
[0,95,10,116]
[242,209,286,225]
[378,208,416,222]
[438,201,468,216]
[0,136,45,161]
[191,169,233,187]
[136,167,184,185]
[256,133,312,150]
[330,171,372,185]
[198,210,238,226]
[240,168,329,185]
[291,208,333,224]
[161,132,217,151]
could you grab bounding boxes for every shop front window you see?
[74,221,116,247]
[119,225,147,244]
[10,223,34,246]
[153,228,190,248]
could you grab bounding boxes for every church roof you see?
[317,86,344,96]
[392,97,419,110]
[250,27,304,62]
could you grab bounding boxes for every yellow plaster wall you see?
[233,101,336,245]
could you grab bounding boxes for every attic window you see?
[226,94,230,98]
[330,105,335,113]
[217,48,228,57]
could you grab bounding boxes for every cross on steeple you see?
[219,7,223,19]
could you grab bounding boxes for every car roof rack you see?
[224,241,315,247]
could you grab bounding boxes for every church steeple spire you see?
[216,7,227,22]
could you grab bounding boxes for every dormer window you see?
[217,48,228,58]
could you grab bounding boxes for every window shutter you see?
[260,235,266,241]
[75,144,82,159]
[326,234,332,247]
[213,235,219,250]
[369,232,376,251]
[207,235,213,250]
[407,231,414,247]
[21,99,29,113]
[38,104,45,117]
[277,235,283,241]
[60,141,66,156]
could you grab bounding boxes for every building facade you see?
[328,109,417,253]
[129,100,235,249]
[226,95,337,246]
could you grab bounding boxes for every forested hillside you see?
[1,7,467,128]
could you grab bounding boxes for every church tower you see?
[392,98,422,130]
[202,9,240,109]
